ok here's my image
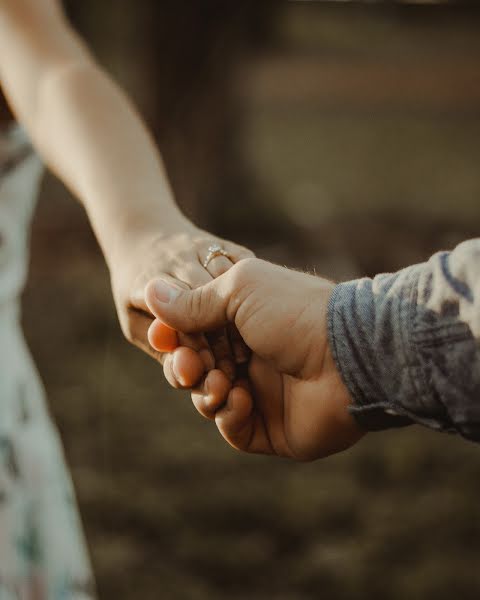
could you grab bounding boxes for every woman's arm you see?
[0,0,185,266]
[0,0,252,385]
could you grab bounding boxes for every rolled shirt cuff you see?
[327,265,437,432]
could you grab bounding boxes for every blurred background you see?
[21,1,480,598]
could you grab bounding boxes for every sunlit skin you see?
[148,320,178,353]
[0,0,253,392]
[148,320,207,388]
[148,320,240,405]
[0,0,361,459]
[146,258,365,461]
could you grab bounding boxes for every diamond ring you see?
[203,244,231,268]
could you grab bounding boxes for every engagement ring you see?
[203,244,231,268]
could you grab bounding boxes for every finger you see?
[205,255,234,279]
[177,331,213,371]
[162,353,178,388]
[131,273,190,314]
[163,346,205,389]
[131,269,213,367]
[176,262,212,288]
[125,309,166,364]
[145,277,229,333]
[149,319,214,371]
[145,266,225,368]
[215,387,276,455]
[180,260,238,373]
[215,386,255,451]
[206,328,236,381]
[128,267,214,371]
[227,246,255,264]
[148,320,178,353]
[145,261,257,334]
[248,356,287,456]
[228,324,250,364]
[191,369,231,420]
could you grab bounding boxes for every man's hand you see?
[146,258,364,461]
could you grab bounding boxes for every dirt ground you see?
[20,3,480,599]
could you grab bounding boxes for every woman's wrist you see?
[103,206,197,273]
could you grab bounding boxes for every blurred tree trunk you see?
[66,0,279,233]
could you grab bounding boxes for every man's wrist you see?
[327,276,417,432]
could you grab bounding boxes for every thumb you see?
[145,275,232,334]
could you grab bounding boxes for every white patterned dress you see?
[0,125,95,599]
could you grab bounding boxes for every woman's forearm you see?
[31,61,189,265]
[0,0,188,267]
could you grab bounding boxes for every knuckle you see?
[239,247,256,260]
[223,259,262,322]
[180,263,200,282]
[185,287,205,329]
[191,394,215,421]
[228,257,262,292]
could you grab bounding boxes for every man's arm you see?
[329,238,480,441]
[141,240,480,458]
[0,0,187,267]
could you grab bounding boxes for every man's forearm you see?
[328,238,480,442]
[0,0,187,267]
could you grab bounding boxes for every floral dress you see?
[0,125,95,599]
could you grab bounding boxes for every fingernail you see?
[153,280,181,304]
[172,353,188,387]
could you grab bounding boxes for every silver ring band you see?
[203,244,231,268]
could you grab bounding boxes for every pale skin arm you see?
[0,0,253,386]
[0,0,182,262]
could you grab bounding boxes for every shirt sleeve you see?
[327,238,480,442]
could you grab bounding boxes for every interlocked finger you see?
[191,369,232,420]
[204,255,234,278]
[163,346,205,390]
[206,327,236,381]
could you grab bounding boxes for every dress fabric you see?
[0,125,95,599]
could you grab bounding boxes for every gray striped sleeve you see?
[328,238,480,442]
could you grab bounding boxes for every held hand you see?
[146,259,364,461]
[110,220,253,389]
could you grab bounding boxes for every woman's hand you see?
[145,259,365,461]
[110,219,254,389]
